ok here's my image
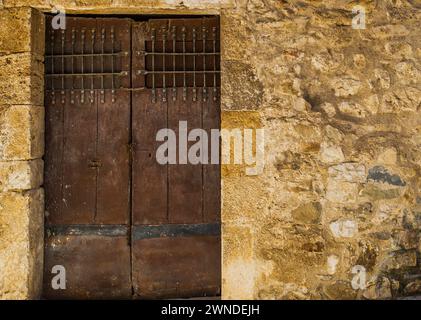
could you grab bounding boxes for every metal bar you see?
[172,25,176,101]
[46,225,129,237]
[111,27,115,103]
[151,28,156,102]
[100,28,105,103]
[132,223,221,240]
[51,29,55,104]
[71,28,75,104]
[202,26,207,102]
[182,26,186,101]
[213,26,217,101]
[46,87,146,92]
[90,28,95,103]
[162,27,167,102]
[136,70,220,75]
[81,28,85,103]
[46,72,127,77]
[140,52,220,56]
[45,52,124,58]
[61,30,65,104]
[192,27,197,101]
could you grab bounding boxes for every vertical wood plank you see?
[95,19,131,224]
[96,90,131,224]
[203,88,221,223]
[132,89,169,225]
[132,21,168,225]
[168,87,203,223]
[44,91,64,224]
[60,89,97,224]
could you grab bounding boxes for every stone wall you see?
[0,0,420,299]
[221,0,421,299]
[0,6,45,299]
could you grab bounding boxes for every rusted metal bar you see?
[111,26,115,103]
[132,223,221,240]
[151,28,156,102]
[47,225,129,237]
[71,28,75,104]
[172,25,176,101]
[61,30,65,104]
[46,52,124,58]
[140,52,220,56]
[51,29,55,104]
[90,28,95,103]
[162,26,167,102]
[46,72,127,77]
[136,70,220,75]
[212,26,217,101]
[100,28,105,103]
[192,27,197,101]
[81,28,86,103]
[182,26,187,101]
[202,26,207,102]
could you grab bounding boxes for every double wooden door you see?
[43,16,220,299]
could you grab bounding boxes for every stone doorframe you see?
[0,2,234,300]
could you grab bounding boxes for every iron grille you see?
[139,18,221,102]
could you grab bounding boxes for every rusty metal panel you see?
[43,228,131,299]
[132,230,221,299]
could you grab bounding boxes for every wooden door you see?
[44,16,220,299]
[131,18,221,299]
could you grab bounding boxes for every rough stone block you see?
[0,7,44,55]
[326,180,358,203]
[0,53,44,105]
[0,159,43,191]
[328,163,366,183]
[0,105,44,160]
[0,188,44,299]
[221,61,264,110]
[222,176,267,221]
[384,250,417,270]
[291,202,322,224]
[329,219,358,238]
[222,224,258,300]
[221,111,264,177]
